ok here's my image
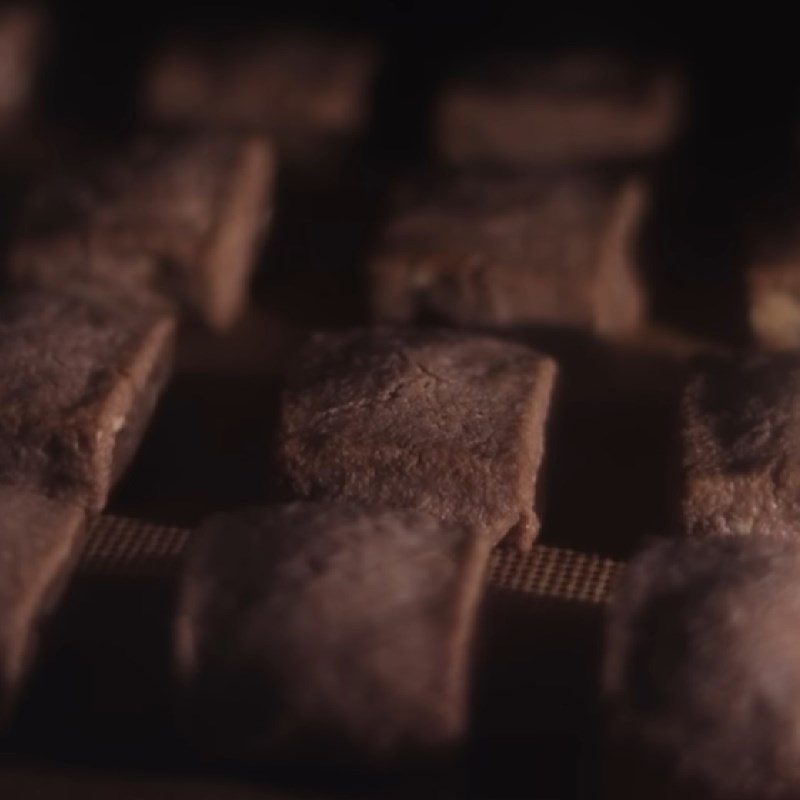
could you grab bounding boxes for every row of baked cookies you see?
[6,26,799,351]
[168,324,800,774]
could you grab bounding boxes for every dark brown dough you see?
[277,328,556,550]
[0,486,85,718]
[0,286,175,511]
[368,170,647,334]
[174,503,490,763]
[604,535,800,800]
[435,50,682,166]
[141,31,378,153]
[9,133,275,329]
[680,353,800,539]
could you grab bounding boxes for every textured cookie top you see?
[0,288,168,426]
[0,287,175,506]
[176,503,488,760]
[681,353,800,538]
[605,536,800,799]
[380,171,628,275]
[684,354,800,474]
[370,171,646,332]
[15,134,270,270]
[279,328,556,548]
[11,134,274,330]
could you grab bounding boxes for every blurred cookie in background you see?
[435,50,684,168]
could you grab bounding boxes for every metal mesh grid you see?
[488,543,622,604]
[81,515,622,603]
[81,515,191,576]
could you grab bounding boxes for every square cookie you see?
[10,133,275,330]
[436,50,682,167]
[0,487,85,719]
[680,353,800,539]
[0,287,175,511]
[142,31,379,155]
[369,170,647,335]
[277,328,556,550]
[605,535,800,799]
[175,503,489,763]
